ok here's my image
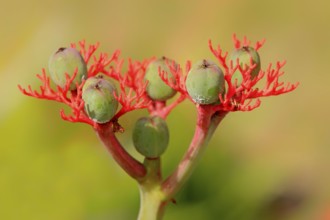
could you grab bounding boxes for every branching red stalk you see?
[96,123,147,181]
[161,106,227,200]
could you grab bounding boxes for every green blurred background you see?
[1,0,330,219]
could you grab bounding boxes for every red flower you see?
[18,35,299,130]
[18,41,153,131]
[205,34,299,112]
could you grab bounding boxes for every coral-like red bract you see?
[18,35,299,130]
[18,41,153,130]
[208,34,299,112]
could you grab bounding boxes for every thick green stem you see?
[138,158,167,220]
[138,185,166,220]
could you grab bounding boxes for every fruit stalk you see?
[95,123,147,181]
[161,107,227,200]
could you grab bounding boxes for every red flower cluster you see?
[18,35,298,130]
[209,34,298,111]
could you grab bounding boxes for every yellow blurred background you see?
[1,0,330,219]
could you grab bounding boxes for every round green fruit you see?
[82,76,118,123]
[49,47,87,90]
[230,46,261,85]
[185,59,225,105]
[132,116,169,158]
[145,57,177,101]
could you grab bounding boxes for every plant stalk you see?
[96,123,147,181]
[138,158,167,220]
[162,108,227,200]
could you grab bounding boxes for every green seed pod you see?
[145,57,177,101]
[132,116,169,158]
[49,47,87,90]
[185,59,225,105]
[82,76,118,123]
[230,46,261,85]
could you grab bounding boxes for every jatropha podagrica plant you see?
[18,35,298,220]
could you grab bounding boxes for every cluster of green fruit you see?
[48,45,260,158]
[48,47,118,124]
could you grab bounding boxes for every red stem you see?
[161,106,227,199]
[95,123,147,181]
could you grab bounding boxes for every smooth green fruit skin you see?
[132,116,169,158]
[49,47,87,90]
[145,57,177,101]
[185,59,225,105]
[230,46,261,85]
[82,76,118,124]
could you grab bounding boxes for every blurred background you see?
[1,0,330,219]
